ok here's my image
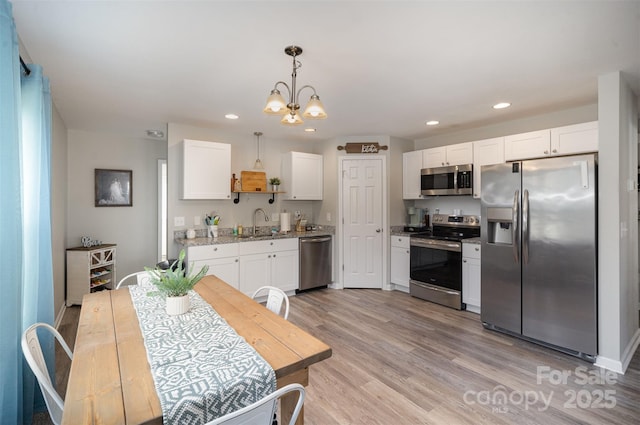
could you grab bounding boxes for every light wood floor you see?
[36,288,639,425]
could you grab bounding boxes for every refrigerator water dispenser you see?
[486,207,513,245]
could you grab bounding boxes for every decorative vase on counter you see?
[166,294,190,315]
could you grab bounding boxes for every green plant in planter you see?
[145,249,208,297]
[269,177,281,186]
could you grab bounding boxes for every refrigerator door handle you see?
[523,189,529,264]
[512,190,520,263]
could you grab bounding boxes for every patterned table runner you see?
[129,285,276,424]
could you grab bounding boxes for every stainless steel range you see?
[409,214,480,310]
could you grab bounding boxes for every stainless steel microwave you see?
[421,164,473,196]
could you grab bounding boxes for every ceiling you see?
[11,1,640,143]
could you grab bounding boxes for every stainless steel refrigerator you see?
[481,154,597,361]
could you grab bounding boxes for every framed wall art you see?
[95,169,133,207]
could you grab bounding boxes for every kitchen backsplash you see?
[414,196,481,218]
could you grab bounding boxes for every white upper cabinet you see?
[181,139,231,200]
[402,150,425,199]
[504,129,551,161]
[422,146,447,169]
[550,121,598,155]
[423,142,473,168]
[472,137,505,199]
[504,122,598,161]
[281,151,323,200]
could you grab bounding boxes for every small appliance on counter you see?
[405,207,429,232]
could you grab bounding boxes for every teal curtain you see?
[0,1,26,423]
[21,63,55,424]
[0,0,55,423]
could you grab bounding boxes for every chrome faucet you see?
[253,208,269,236]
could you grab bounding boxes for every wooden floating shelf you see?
[231,191,285,204]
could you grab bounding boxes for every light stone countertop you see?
[176,228,334,247]
[463,237,481,244]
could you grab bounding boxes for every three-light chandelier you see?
[263,45,327,126]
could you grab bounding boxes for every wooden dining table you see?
[61,275,332,425]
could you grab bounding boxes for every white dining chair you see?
[252,286,290,320]
[206,383,304,425]
[22,323,74,425]
[116,271,152,289]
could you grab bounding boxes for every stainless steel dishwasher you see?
[298,235,332,292]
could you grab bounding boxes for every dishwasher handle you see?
[300,236,332,243]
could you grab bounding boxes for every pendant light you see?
[263,45,327,126]
[253,131,264,170]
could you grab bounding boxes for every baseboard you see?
[54,303,66,329]
[391,284,409,294]
[621,328,640,372]
[465,304,481,314]
[595,328,640,374]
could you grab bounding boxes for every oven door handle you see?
[410,239,461,252]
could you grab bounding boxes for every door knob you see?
[376,228,382,233]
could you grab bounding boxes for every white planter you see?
[166,294,190,315]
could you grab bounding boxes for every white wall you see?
[596,71,640,373]
[66,130,167,280]
[51,104,67,319]
[166,123,324,259]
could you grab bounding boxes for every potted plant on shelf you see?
[269,177,281,192]
[146,249,208,315]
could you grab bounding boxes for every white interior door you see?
[341,158,384,288]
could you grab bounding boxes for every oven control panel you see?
[432,214,480,227]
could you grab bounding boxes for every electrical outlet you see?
[326,212,331,222]
[294,210,301,219]
[174,216,185,226]
[194,215,201,226]
[271,212,279,222]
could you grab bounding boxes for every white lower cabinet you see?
[187,243,240,289]
[239,238,299,297]
[390,236,410,290]
[462,242,481,314]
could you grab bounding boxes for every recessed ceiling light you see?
[304,128,316,132]
[426,120,439,126]
[493,102,511,109]
[225,113,239,120]
[146,129,165,139]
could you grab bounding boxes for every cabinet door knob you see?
[441,162,445,166]
[235,259,238,262]
[273,254,276,257]
[214,247,218,251]
[544,150,549,154]
[552,149,557,153]
[463,259,467,263]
